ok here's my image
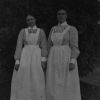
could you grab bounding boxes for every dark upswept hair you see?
[25,9,39,20]
[56,7,69,15]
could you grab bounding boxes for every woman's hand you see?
[14,64,20,71]
[41,61,47,69]
[69,63,75,71]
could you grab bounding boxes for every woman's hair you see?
[26,14,36,20]
[25,9,38,19]
[57,8,69,15]
[57,9,67,14]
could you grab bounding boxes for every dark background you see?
[0,0,100,100]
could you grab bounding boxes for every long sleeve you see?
[39,29,48,57]
[14,29,24,60]
[69,26,80,59]
[48,28,53,52]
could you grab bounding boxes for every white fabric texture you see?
[10,28,46,100]
[46,25,81,100]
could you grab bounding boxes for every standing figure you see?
[46,9,81,100]
[10,14,47,100]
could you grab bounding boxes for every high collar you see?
[58,21,68,26]
[28,25,37,29]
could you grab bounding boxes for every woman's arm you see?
[14,29,24,64]
[48,28,53,53]
[39,29,48,61]
[69,26,80,63]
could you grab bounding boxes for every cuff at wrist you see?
[41,57,47,62]
[70,58,76,64]
[15,60,20,64]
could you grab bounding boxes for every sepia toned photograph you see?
[0,0,99,100]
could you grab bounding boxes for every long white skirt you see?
[46,46,81,100]
[10,45,46,100]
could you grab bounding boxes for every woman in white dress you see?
[46,9,81,100]
[10,14,47,100]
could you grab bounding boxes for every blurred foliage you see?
[0,27,18,71]
[77,15,97,77]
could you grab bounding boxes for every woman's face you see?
[26,15,36,27]
[57,10,67,23]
